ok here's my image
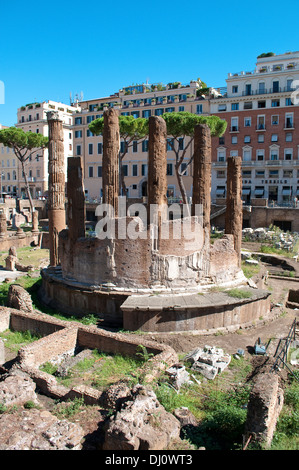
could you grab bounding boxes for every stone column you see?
[191,124,212,233]
[102,108,120,217]
[147,116,168,226]
[0,211,7,238]
[67,156,85,242]
[225,156,243,267]
[32,210,39,234]
[47,111,66,267]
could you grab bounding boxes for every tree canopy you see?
[0,127,48,212]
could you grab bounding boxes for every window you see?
[132,164,138,177]
[218,104,227,112]
[283,169,293,177]
[286,98,293,106]
[167,163,173,176]
[258,82,266,94]
[231,103,239,110]
[231,117,238,131]
[76,145,81,156]
[244,117,251,127]
[142,140,148,152]
[132,141,138,153]
[286,133,293,142]
[217,149,226,162]
[256,150,264,161]
[97,143,102,154]
[88,143,93,155]
[196,104,203,114]
[245,84,252,96]
[243,149,252,161]
[242,170,252,177]
[181,162,187,175]
[258,134,264,143]
[271,134,278,142]
[287,79,294,91]
[244,136,251,143]
[270,150,279,160]
[272,115,279,125]
[257,116,265,129]
[120,141,125,153]
[165,107,175,113]
[97,166,102,177]
[75,117,82,125]
[179,106,185,112]
[285,113,294,128]
[271,99,280,107]
[86,115,95,123]
[87,129,93,137]
[269,170,279,177]
[141,164,148,176]
[178,138,184,150]
[167,138,174,151]
[75,130,82,138]
[258,101,266,108]
[217,170,226,178]
[243,102,252,110]
[219,137,225,145]
[155,108,164,116]
[131,111,140,119]
[231,136,238,144]
[142,110,151,118]
[272,80,279,93]
[232,86,238,93]
[255,170,265,178]
[123,164,128,177]
[284,149,293,161]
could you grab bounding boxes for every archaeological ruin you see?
[39,109,271,332]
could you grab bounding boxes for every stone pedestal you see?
[47,111,66,267]
[225,156,243,267]
[0,212,7,238]
[32,211,39,234]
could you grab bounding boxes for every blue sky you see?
[1,0,299,126]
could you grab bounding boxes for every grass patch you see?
[54,350,145,391]
[0,329,40,352]
[241,260,260,279]
[225,288,253,299]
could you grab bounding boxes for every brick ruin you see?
[39,111,272,331]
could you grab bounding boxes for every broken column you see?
[32,210,39,234]
[225,156,243,267]
[102,108,120,217]
[191,124,212,232]
[147,115,168,226]
[0,211,7,238]
[67,156,85,242]
[47,111,66,267]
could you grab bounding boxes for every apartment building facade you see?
[16,100,79,198]
[210,51,299,206]
[0,124,19,198]
[72,81,213,201]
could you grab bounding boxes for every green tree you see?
[89,115,148,195]
[162,111,227,211]
[0,127,48,214]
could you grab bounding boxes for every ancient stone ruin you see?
[39,111,271,333]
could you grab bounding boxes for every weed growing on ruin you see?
[225,288,253,299]
[53,397,85,419]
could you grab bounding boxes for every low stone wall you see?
[244,365,284,447]
[121,289,272,333]
[0,233,40,252]
[0,307,178,404]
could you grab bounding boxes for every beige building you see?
[0,124,19,198]
[16,100,79,198]
[72,81,216,201]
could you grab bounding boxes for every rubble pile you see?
[242,227,299,253]
[183,345,231,381]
